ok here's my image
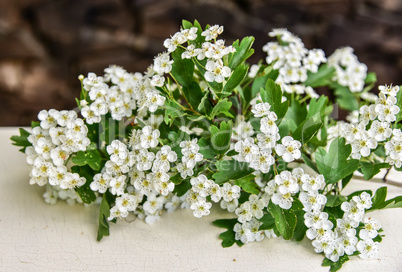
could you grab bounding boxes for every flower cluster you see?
[328,47,367,93]
[329,85,401,161]
[13,21,402,272]
[26,109,89,190]
[262,28,326,97]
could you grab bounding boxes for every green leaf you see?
[172,179,191,197]
[364,72,377,84]
[292,116,323,145]
[325,195,347,207]
[212,218,243,247]
[97,193,112,241]
[198,137,216,159]
[333,84,359,111]
[182,81,206,113]
[234,174,260,194]
[301,153,319,173]
[341,173,353,191]
[368,187,387,211]
[322,255,350,272]
[209,120,233,155]
[228,36,254,70]
[304,64,335,88]
[210,98,234,119]
[307,96,329,119]
[72,149,102,171]
[268,202,297,240]
[212,159,254,184]
[396,86,402,123]
[171,48,194,86]
[360,162,390,180]
[293,210,308,241]
[164,100,186,126]
[72,165,97,204]
[10,128,32,152]
[286,99,307,128]
[315,137,360,184]
[258,212,276,230]
[221,64,248,96]
[261,79,288,121]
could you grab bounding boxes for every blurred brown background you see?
[0,0,401,126]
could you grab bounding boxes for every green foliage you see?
[71,165,97,204]
[326,195,347,207]
[331,83,359,111]
[212,218,243,247]
[72,149,103,171]
[304,64,336,88]
[359,162,390,180]
[212,159,254,184]
[97,192,114,241]
[368,187,402,212]
[10,128,31,152]
[228,36,255,70]
[234,174,260,194]
[210,99,234,119]
[221,64,248,97]
[292,210,308,241]
[268,202,297,240]
[315,137,360,185]
[260,79,289,121]
[258,212,276,230]
[164,100,186,126]
[292,116,323,145]
[209,120,233,155]
[322,255,350,272]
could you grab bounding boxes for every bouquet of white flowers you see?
[11,20,402,271]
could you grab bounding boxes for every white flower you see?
[54,110,77,127]
[153,145,177,172]
[181,44,202,59]
[209,184,222,202]
[325,240,345,263]
[304,211,329,229]
[271,191,293,209]
[50,147,69,166]
[234,137,259,163]
[301,174,325,192]
[251,102,272,117]
[233,116,254,140]
[378,84,399,97]
[90,173,111,193]
[248,194,264,219]
[235,202,253,223]
[299,191,326,212]
[109,175,127,196]
[152,173,174,196]
[34,137,55,160]
[359,105,377,125]
[153,52,174,75]
[341,201,364,222]
[136,149,155,171]
[201,25,223,41]
[257,132,280,149]
[107,140,128,164]
[204,59,231,83]
[108,206,128,221]
[352,192,372,210]
[38,109,58,129]
[385,138,402,168]
[260,113,279,135]
[306,219,334,240]
[180,27,198,41]
[350,132,377,159]
[359,217,381,240]
[163,32,185,52]
[222,183,241,202]
[146,91,165,113]
[249,150,275,173]
[60,172,86,189]
[190,174,213,197]
[115,193,138,213]
[275,136,301,162]
[220,199,239,212]
[340,235,358,255]
[140,126,160,149]
[356,239,380,259]
[375,103,400,123]
[336,218,358,237]
[181,147,203,169]
[190,200,212,218]
[177,162,194,179]
[133,173,155,196]
[234,222,254,244]
[311,231,335,254]
[48,165,68,186]
[151,75,165,87]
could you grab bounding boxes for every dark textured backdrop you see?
[0,0,401,126]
